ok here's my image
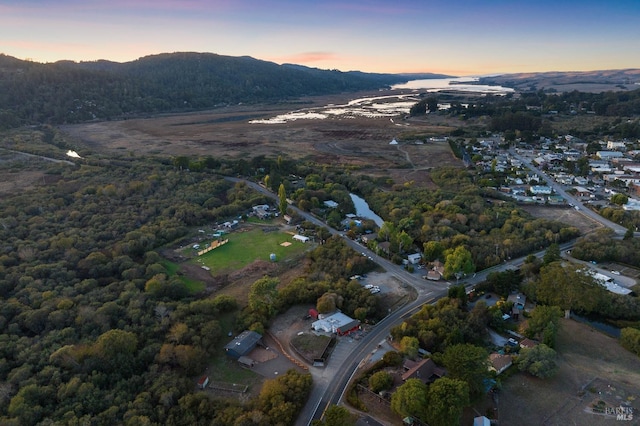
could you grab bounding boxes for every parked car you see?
[611,270,620,275]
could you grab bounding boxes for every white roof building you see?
[312,312,359,334]
[293,234,310,243]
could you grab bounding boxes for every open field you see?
[355,319,640,426]
[521,204,605,235]
[189,227,309,274]
[498,318,640,425]
[59,90,466,184]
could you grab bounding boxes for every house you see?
[573,186,591,198]
[530,185,553,195]
[597,151,624,160]
[312,312,359,335]
[255,209,271,220]
[402,358,446,382]
[324,200,339,208]
[507,293,526,319]
[407,253,422,265]
[377,241,391,255]
[424,260,445,280]
[197,376,209,389]
[488,353,512,375]
[519,338,538,350]
[224,330,263,359]
[292,234,310,243]
[361,233,378,244]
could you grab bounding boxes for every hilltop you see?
[0,52,447,129]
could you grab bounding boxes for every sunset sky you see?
[1,0,639,76]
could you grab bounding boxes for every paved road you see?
[509,149,629,236]
[225,176,618,425]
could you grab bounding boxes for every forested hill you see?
[0,52,445,128]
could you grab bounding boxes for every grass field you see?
[192,228,310,274]
[160,259,206,293]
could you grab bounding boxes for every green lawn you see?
[192,228,310,274]
[160,259,206,293]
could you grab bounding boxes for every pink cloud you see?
[270,51,341,65]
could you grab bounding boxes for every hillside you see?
[0,52,447,129]
[479,69,640,93]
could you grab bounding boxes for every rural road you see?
[226,176,623,425]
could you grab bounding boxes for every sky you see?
[1,0,639,76]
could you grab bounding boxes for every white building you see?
[293,234,310,243]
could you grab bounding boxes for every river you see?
[349,193,384,227]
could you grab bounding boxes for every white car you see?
[370,288,380,294]
[364,284,374,289]
[611,270,620,275]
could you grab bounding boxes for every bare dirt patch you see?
[498,318,640,425]
[520,204,604,235]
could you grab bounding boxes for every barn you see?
[224,330,263,359]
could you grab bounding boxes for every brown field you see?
[520,204,605,235]
[498,319,640,426]
[357,319,640,426]
[59,91,465,184]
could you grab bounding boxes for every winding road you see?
[226,175,626,425]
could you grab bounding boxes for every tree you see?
[397,230,413,254]
[391,378,428,421]
[248,276,280,318]
[542,243,561,265]
[443,246,475,279]
[533,262,607,318]
[400,336,420,359]
[611,193,629,205]
[278,183,288,215]
[369,371,393,393]
[442,343,488,398]
[620,327,640,356]
[423,240,444,261]
[426,377,470,426]
[517,344,559,378]
[317,405,355,426]
[526,305,562,347]
[448,284,468,307]
[317,292,340,314]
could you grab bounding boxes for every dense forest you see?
[2,62,640,422]
[0,52,424,128]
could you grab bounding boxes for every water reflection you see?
[249,77,512,124]
[350,193,384,227]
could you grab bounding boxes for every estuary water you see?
[350,193,384,227]
[391,76,514,94]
